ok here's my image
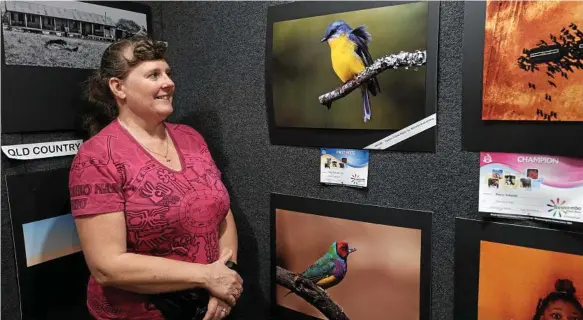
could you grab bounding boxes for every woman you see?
[532,279,583,320]
[69,35,242,320]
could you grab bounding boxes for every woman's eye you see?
[551,313,562,319]
[149,73,158,79]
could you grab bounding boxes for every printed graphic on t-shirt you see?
[69,122,230,319]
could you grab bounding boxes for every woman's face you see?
[117,58,175,121]
[542,300,581,320]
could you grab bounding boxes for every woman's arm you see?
[218,209,238,263]
[75,211,242,303]
[205,208,241,316]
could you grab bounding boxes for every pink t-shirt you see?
[69,120,230,319]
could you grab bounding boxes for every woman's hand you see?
[203,296,231,320]
[204,249,243,306]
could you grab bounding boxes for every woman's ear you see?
[108,77,126,100]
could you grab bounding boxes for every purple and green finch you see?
[285,241,357,297]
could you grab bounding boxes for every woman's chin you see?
[155,105,174,117]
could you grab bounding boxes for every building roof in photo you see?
[3,1,116,26]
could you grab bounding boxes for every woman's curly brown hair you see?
[83,34,168,137]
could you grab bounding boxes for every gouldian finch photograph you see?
[282,241,357,299]
[270,1,428,130]
[275,208,422,320]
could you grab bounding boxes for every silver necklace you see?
[119,119,171,162]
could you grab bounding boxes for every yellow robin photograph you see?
[269,1,430,130]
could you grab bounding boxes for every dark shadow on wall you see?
[178,110,228,171]
[178,111,268,319]
[221,181,268,320]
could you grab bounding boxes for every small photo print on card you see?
[492,169,503,179]
[520,177,532,189]
[504,175,517,188]
[527,169,539,179]
[488,178,500,189]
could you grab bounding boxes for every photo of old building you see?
[1,1,148,69]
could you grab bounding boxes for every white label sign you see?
[364,113,436,150]
[320,148,369,188]
[1,139,83,160]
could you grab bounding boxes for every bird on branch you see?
[321,20,381,122]
[284,241,357,298]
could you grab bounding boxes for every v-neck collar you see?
[115,119,185,174]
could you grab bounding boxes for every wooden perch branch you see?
[276,266,349,320]
[318,50,427,108]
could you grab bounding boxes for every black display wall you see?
[0,2,541,320]
[158,2,473,319]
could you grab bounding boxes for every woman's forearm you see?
[94,252,210,294]
[219,209,238,263]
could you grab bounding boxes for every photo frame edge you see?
[269,192,433,320]
[460,1,583,158]
[4,173,27,320]
[3,168,89,319]
[453,217,583,320]
[264,1,439,152]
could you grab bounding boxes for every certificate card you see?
[479,152,583,225]
[320,148,369,188]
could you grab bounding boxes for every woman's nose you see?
[162,76,175,89]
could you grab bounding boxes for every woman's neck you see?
[117,113,166,140]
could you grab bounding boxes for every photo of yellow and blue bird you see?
[269,1,429,131]
[320,21,381,123]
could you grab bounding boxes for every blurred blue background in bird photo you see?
[270,1,429,130]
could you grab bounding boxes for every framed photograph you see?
[1,1,152,133]
[5,168,91,319]
[271,193,432,320]
[462,1,583,157]
[265,1,439,151]
[454,218,583,320]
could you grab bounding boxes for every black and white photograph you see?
[1,0,148,70]
[0,1,152,134]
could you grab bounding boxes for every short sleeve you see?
[173,124,224,177]
[68,143,125,218]
[177,124,209,149]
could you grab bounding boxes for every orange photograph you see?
[477,241,583,320]
[275,208,423,320]
[481,0,583,121]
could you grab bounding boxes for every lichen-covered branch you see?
[276,266,349,320]
[318,50,427,108]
